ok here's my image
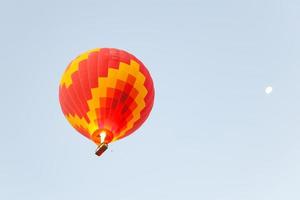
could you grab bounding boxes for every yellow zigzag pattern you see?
[60,48,100,88]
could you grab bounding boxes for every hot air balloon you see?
[59,48,154,156]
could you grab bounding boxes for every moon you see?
[265,86,273,94]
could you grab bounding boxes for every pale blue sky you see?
[1,0,300,199]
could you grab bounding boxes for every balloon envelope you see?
[59,48,154,146]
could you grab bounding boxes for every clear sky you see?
[1,0,300,199]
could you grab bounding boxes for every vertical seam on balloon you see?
[105,49,121,135]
